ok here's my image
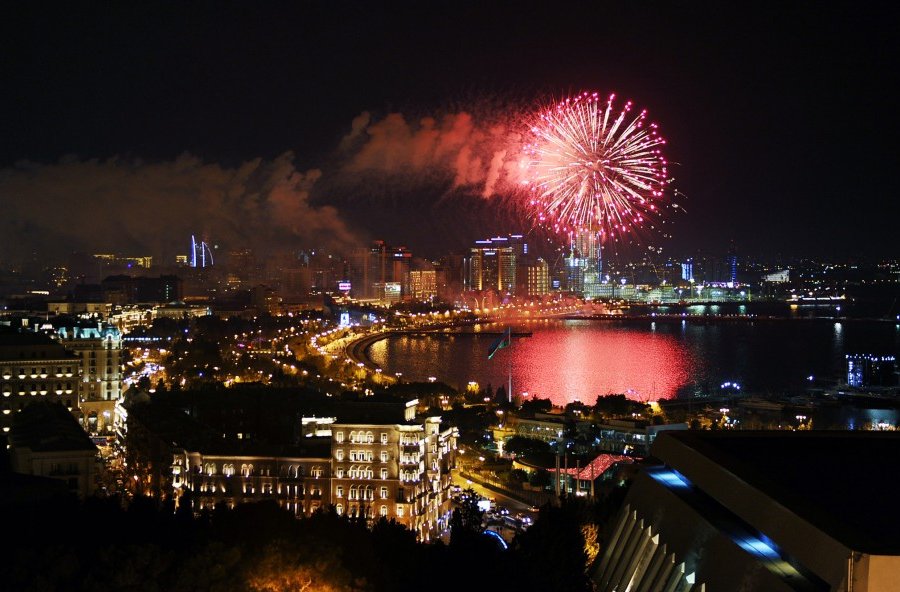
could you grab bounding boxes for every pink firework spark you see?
[524,91,670,239]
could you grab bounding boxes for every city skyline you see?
[2,3,897,261]
[3,5,900,590]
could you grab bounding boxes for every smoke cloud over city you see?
[337,109,527,199]
[0,152,357,263]
[0,107,538,265]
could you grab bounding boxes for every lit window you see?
[380,433,387,444]
[380,505,387,517]
[381,468,388,479]
[336,431,344,443]
[397,506,404,517]
[336,486,344,498]
[335,504,343,515]
[336,450,344,461]
[380,451,388,463]
[380,486,388,499]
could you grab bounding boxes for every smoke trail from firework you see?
[524,91,670,240]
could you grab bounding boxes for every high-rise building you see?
[434,255,465,302]
[349,247,371,299]
[725,244,738,286]
[94,253,153,269]
[508,234,529,261]
[391,246,412,297]
[524,258,550,297]
[681,258,694,282]
[408,270,437,301]
[226,249,255,288]
[348,241,413,300]
[368,241,390,298]
[189,235,215,268]
[468,237,517,294]
[565,230,602,298]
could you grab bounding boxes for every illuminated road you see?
[450,470,539,518]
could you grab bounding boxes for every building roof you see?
[0,330,57,347]
[195,437,332,459]
[328,400,413,425]
[652,430,900,555]
[0,329,79,361]
[554,454,634,480]
[9,402,97,453]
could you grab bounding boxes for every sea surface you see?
[365,303,900,405]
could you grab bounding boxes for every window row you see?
[201,463,323,478]
[336,467,389,480]
[335,431,389,444]
[335,450,389,463]
[335,485,390,500]
[334,504,389,518]
[196,482,322,497]
[0,367,75,377]
[2,385,74,396]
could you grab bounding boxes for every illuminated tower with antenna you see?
[567,229,602,298]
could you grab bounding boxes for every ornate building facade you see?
[170,403,458,542]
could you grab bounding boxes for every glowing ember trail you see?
[524,91,670,240]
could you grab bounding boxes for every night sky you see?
[2,2,898,262]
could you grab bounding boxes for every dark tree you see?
[505,436,551,456]
[449,488,484,546]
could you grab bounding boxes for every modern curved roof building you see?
[593,431,900,591]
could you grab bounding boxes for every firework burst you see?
[524,91,670,240]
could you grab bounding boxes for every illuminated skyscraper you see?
[408,270,437,300]
[392,246,412,296]
[468,237,517,294]
[525,258,550,296]
[681,258,694,282]
[567,230,602,298]
[725,244,738,286]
